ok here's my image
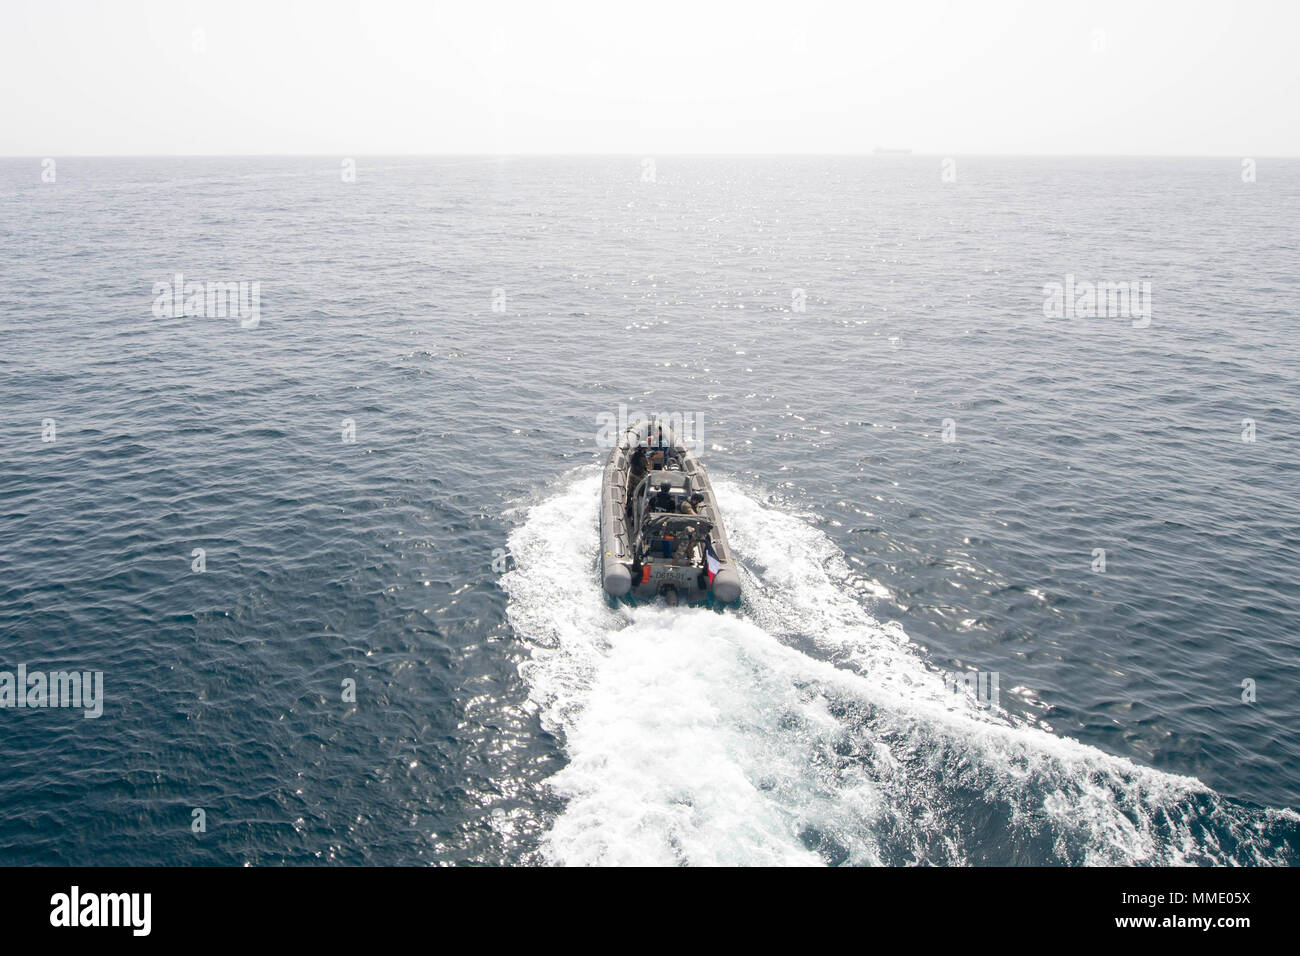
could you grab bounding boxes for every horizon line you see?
[2,152,1295,160]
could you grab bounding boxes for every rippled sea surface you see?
[1,156,1297,865]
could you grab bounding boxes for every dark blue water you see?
[1,156,1297,864]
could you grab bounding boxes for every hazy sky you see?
[2,0,1296,155]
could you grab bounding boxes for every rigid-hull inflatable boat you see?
[599,421,741,605]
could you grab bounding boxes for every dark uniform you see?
[651,484,675,512]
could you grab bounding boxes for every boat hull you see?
[599,421,741,605]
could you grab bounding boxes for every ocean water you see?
[1,155,1297,865]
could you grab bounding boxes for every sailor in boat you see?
[650,482,675,513]
[630,443,648,488]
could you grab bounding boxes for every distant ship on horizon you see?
[872,146,913,155]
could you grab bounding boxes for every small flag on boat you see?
[705,540,721,583]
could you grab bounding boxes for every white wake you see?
[501,468,1296,866]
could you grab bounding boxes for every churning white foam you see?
[502,468,1294,866]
